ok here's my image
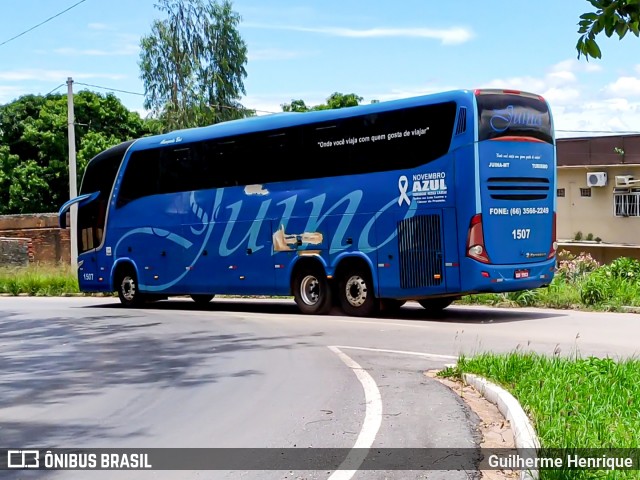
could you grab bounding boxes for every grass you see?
[3,256,640,315]
[441,352,640,479]
[0,264,80,296]
[456,275,640,313]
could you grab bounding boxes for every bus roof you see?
[130,89,476,152]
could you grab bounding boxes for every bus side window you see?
[159,147,193,194]
[117,149,162,206]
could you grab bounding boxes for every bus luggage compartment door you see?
[377,209,459,298]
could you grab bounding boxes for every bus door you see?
[376,208,458,298]
[59,192,111,290]
[208,217,275,294]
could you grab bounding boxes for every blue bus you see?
[59,88,557,316]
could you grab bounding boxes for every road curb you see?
[462,373,540,480]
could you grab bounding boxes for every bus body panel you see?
[479,140,555,265]
[66,89,557,310]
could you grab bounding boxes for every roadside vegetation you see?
[458,252,640,312]
[0,264,79,296]
[3,252,640,311]
[440,351,640,479]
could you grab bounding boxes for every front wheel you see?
[191,294,214,305]
[338,267,377,317]
[117,268,144,307]
[418,297,455,314]
[292,266,333,315]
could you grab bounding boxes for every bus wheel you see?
[338,268,377,317]
[380,299,406,313]
[117,268,144,307]
[418,297,454,314]
[293,267,332,315]
[191,294,214,305]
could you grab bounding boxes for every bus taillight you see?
[548,212,557,259]
[466,214,491,264]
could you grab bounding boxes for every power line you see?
[557,129,640,134]
[74,82,145,97]
[0,0,89,49]
[73,82,279,114]
[45,83,66,96]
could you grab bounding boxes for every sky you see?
[1,0,639,139]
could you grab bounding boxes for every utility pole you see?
[67,77,78,271]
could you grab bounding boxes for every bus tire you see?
[338,267,377,317]
[116,267,144,307]
[292,266,333,315]
[418,297,454,313]
[380,299,406,313]
[191,294,214,305]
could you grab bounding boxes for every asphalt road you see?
[2,297,640,479]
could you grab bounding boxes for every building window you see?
[557,188,565,197]
[614,190,640,217]
[580,188,592,197]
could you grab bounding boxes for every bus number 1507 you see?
[512,229,531,240]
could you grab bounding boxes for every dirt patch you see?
[426,370,518,479]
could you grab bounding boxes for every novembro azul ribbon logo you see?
[398,176,410,206]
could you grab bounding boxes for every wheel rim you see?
[300,275,321,306]
[121,275,136,302]
[345,275,368,307]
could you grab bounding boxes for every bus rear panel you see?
[460,89,556,293]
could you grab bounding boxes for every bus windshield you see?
[476,90,552,144]
[77,142,131,253]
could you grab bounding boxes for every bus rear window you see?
[476,92,552,144]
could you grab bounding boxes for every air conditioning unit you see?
[615,175,636,187]
[586,172,607,187]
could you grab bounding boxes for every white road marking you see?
[327,346,383,480]
[332,318,439,329]
[332,345,457,361]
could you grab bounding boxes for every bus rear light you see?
[466,214,491,264]
[547,212,557,259]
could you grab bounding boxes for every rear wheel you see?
[191,294,214,305]
[292,266,333,315]
[338,267,377,317]
[380,299,406,313]
[116,267,144,307]
[418,297,455,314]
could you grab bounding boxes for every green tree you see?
[577,0,640,60]
[139,0,251,131]
[281,92,365,112]
[0,91,157,214]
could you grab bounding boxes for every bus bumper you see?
[463,257,557,293]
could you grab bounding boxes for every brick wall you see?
[0,214,70,265]
[0,237,33,267]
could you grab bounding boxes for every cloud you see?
[0,85,26,104]
[87,23,110,31]
[0,70,126,82]
[53,45,139,57]
[550,59,602,74]
[248,48,308,61]
[553,98,640,137]
[243,23,474,45]
[604,76,640,97]
[245,55,640,138]
[546,71,577,85]
[479,76,547,94]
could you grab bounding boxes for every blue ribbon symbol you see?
[398,175,411,206]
